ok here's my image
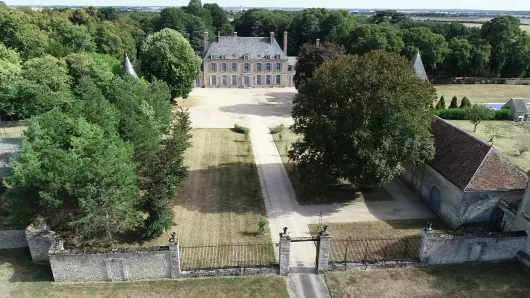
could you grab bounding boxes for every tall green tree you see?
[481,16,529,77]
[203,3,228,33]
[4,111,142,244]
[140,28,201,98]
[291,51,436,188]
[402,27,449,72]
[0,43,22,118]
[346,24,404,55]
[49,21,96,57]
[143,108,191,238]
[446,37,472,77]
[294,42,346,89]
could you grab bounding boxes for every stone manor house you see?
[195,31,297,88]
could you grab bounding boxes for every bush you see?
[436,108,468,119]
[258,217,269,236]
[270,124,285,134]
[435,96,446,110]
[460,96,471,108]
[449,96,458,108]
[493,108,512,120]
[233,124,250,134]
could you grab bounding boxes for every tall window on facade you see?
[276,63,282,72]
[275,75,281,85]
[256,75,262,85]
[222,75,227,85]
[244,76,250,86]
[232,75,237,85]
[256,63,262,72]
[221,63,227,72]
[266,75,271,85]
[211,75,217,86]
[266,63,271,71]
[244,63,250,72]
[231,63,237,72]
[288,65,293,71]
[210,63,217,72]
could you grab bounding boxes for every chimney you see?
[203,31,209,56]
[270,32,275,44]
[316,38,320,47]
[283,31,288,55]
[233,32,237,37]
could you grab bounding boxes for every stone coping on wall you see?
[49,245,170,255]
[329,261,423,271]
[430,230,527,239]
[181,265,279,278]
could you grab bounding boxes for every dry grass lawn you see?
[0,248,288,298]
[326,261,530,298]
[271,128,393,205]
[308,219,450,240]
[447,120,530,172]
[435,84,530,104]
[124,129,270,247]
[0,123,26,138]
[308,219,450,263]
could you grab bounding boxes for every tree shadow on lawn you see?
[219,92,294,118]
[0,248,53,282]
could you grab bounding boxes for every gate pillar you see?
[279,227,291,275]
[317,226,331,273]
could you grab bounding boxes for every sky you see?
[5,0,530,10]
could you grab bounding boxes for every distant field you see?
[435,84,530,104]
[447,120,530,173]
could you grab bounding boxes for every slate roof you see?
[204,36,287,60]
[411,52,428,81]
[429,117,528,191]
[122,54,138,78]
[503,98,528,113]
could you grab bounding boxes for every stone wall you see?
[419,229,528,265]
[49,246,173,282]
[26,217,58,263]
[0,227,27,249]
[401,164,464,228]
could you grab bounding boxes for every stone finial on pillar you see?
[279,227,291,275]
[317,226,331,273]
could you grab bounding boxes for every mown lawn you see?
[270,127,392,205]
[326,261,530,298]
[447,120,530,172]
[435,84,530,104]
[134,129,270,247]
[0,248,288,298]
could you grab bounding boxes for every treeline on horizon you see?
[1,1,530,80]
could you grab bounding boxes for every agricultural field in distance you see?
[435,84,530,104]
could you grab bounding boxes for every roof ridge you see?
[463,147,493,191]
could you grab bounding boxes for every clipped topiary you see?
[460,96,471,108]
[449,96,458,108]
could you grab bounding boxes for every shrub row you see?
[436,108,512,120]
[270,124,285,134]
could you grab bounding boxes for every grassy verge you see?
[326,261,530,298]
[0,249,288,298]
[271,128,393,205]
[435,84,530,104]
[447,120,530,172]
[119,129,269,250]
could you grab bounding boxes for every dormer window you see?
[243,54,249,60]
[275,55,281,59]
[265,55,270,59]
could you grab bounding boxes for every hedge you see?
[436,107,512,120]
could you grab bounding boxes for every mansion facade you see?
[196,31,297,88]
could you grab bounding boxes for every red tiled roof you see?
[429,117,528,191]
